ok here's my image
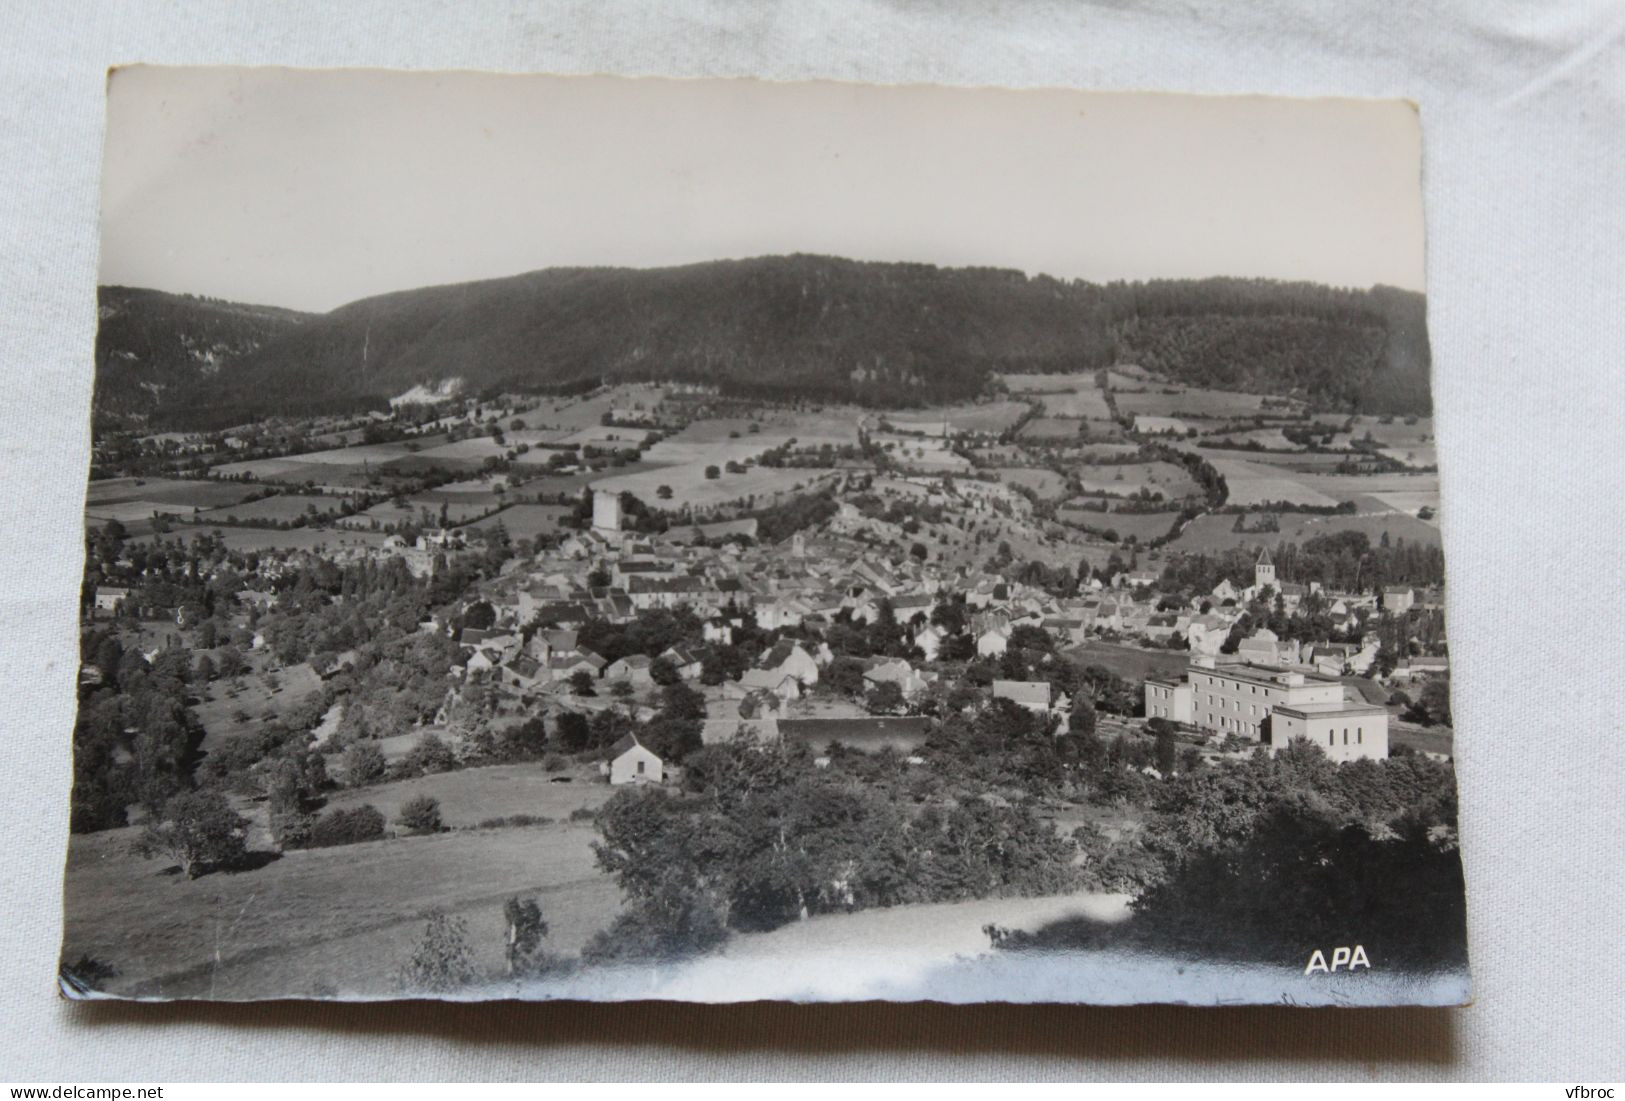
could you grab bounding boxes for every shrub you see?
[568,806,597,822]
[397,795,443,834]
[399,733,457,777]
[477,814,551,830]
[342,742,388,787]
[307,804,386,848]
[397,911,477,993]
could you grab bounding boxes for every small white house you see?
[608,734,663,786]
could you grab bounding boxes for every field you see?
[86,478,263,525]
[468,503,574,538]
[1019,417,1085,440]
[193,661,324,755]
[1207,457,1338,507]
[592,463,832,512]
[1114,385,1271,418]
[87,477,261,510]
[195,494,349,524]
[60,813,623,998]
[889,401,1029,435]
[1058,507,1182,543]
[877,435,973,472]
[143,525,394,554]
[1074,461,1199,499]
[995,467,1068,499]
[1132,415,1192,435]
[999,374,1114,420]
[1167,507,1443,554]
[1066,640,1190,683]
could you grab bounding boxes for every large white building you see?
[1145,656,1388,760]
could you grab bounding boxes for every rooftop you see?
[1273,701,1389,718]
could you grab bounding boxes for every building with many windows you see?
[1145,655,1388,759]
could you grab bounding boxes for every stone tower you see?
[1255,546,1276,590]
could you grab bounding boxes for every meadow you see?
[994,467,1069,499]
[195,493,349,525]
[1058,507,1182,543]
[1074,461,1199,499]
[193,661,324,755]
[60,814,623,998]
[468,503,574,538]
[1019,417,1086,440]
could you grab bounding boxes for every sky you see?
[100,67,1425,313]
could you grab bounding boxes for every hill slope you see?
[101,256,1433,430]
[94,286,312,428]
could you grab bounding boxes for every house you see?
[863,658,932,699]
[659,645,704,681]
[992,679,1054,715]
[548,650,606,680]
[976,627,1010,657]
[466,647,502,675]
[1237,628,1284,665]
[1143,613,1181,644]
[914,624,946,661]
[604,654,655,689]
[1043,617,1089,646]
[1391,654,1450,683]
[503,655,546,691]
[759,640,819,687]
[607,734,663,785]
[1383,586,1416,614]
[92,586,129,615]
[736,668,802,700]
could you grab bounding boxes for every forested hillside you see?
[159,256,1118,428]
[1103,278,1432,414]
[93,287,312,429]
[98,257,1433,430]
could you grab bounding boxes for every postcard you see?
[63,67,1465,1004]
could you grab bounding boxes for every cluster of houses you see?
[400,490,1444,777]
[89,476,1447,783]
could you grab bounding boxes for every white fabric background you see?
[2,0,1622,1082]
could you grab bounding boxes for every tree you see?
[704,465,721,480]
[342,741,388,787]
[1155,726,1179,776]
[865,680,907,715]
[503,895,551,976]
[568,670,597,696]
[555,711,590,753]
[136,789,249,879]
[656,484,674,500]
[397,794,443,834]
[397,911,477,993]
[649,655,680,686]
[1070,697,1098,738]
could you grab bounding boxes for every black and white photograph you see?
[62,66,1466,1006]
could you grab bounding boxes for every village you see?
[64,370,1457,999]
